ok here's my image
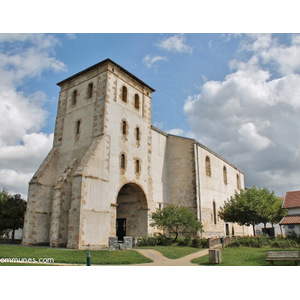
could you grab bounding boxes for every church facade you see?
[22,59,250,249]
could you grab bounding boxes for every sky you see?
[1,32,300,198]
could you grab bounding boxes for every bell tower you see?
[23,59,155,249]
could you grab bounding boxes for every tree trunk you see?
[252,224,256,236]
[263,223,267,236]
[12,229,15,242]
[172,232,178,243]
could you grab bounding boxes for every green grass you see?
[0,245,152,266]
[138,245,202,259]
[191,247,300,266]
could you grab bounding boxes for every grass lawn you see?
[0,245,152,266]
[191,247,300,266]
[137,245,203,259]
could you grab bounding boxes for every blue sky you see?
[1,32,300,199]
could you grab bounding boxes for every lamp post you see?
[87,252,91,266]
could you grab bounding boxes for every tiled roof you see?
[282,191,300,208]
[279,215,300,225]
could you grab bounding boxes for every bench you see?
[266,251,300,266]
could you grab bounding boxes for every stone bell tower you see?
[22,59,156,249]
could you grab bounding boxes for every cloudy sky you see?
[1,32,300,198]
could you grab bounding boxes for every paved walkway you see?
[129,248,210,266]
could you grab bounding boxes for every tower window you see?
[122,86,127,103]
[121,154,126,170]
[134,94,140,110]
[136,127,140,142]
[72,90,77,105]
[135,159,140,173]
[87,83,93,98]
[205,156,211,177]
[76,120,81,135]
[223,166,228,185]
[122,120,127,135]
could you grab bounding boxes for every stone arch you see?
[115,182,148,240]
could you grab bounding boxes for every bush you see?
[227,236,300,248]
[137,236,158,246]
[191,238,208,248]
[156,233,173,246]
[177,236,192,246]
[137,233,173,246]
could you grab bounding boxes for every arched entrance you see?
[116,183,148,241]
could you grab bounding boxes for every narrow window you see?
[76,120,81,135]
[72,90,77,105]
[205,156,211,177]
[223,166,228,185]
[122,120,127,135]
[136,127,140,141]
[135,159,140,173]
[134,94,139,110]
[121,154,126,169]
[213,201,217,224]
[237,174,240,190]
[122,86,127,102]
[87,83,93,98]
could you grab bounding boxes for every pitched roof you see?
[57,58,156,92]
[279,215,300,225]
[282,191,300,208]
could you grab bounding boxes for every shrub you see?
[227,236,300,248]
[137,236,158,246]
[191,238,209,248]
[177,236,192,246]
[155,233,173,246]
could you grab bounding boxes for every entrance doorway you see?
[116,218,126,241]
[116,183,148,239]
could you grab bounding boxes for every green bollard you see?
[87,252,91,266]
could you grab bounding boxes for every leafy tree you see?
[269,197,287,228]
[218,186,285,236]
[0,188,11,233]
[150,204,203,243]
[0,190,27,241]
[257,188,287,233]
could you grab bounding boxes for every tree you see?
[218,186,284,236]
[257,188,287,234]
[0,188,11,232]
[0,190,27,241]
[150,204,203,243]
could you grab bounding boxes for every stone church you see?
[22,58,250,249]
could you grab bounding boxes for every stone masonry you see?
[22,59,251,249]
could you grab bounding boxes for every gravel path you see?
[131,248,210,266]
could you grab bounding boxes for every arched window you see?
[205,156,211,177]
[72,90,77,105]
[237,174,241,190]
[122,120,127,135]
[121,154,126,170]
[136,127,140,142]
[122,86,127,102]
[76,120,81,135]
[135,159,140,173]
[134,94,139,110]
[87,82,93,98]
[213,201,217,224]
[223,166,228,185]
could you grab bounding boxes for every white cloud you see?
[184,34,300,196]
[143,54,167,68]
[166,128,185,136]
[156,34,193,54]
[0,33,65,198]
